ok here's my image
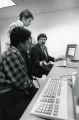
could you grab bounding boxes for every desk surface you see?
[20,66,76,120]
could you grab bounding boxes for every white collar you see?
[16,20,23,26]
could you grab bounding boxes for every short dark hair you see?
[19,9,34,21]
[37,33,47,41]
[10,27,31,47]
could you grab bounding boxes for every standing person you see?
[0,27,38,120]
[9,9,34,33]
[7,9,35,47]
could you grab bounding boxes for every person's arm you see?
[48,55,55,62]
[54,57,64,62]
[4,53,32,90]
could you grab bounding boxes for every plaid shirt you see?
[0,46,33,91]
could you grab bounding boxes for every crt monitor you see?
[65,44,79,61]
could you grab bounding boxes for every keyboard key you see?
[31,78,68,120]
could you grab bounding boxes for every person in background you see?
[0,27,38,120]
[7,9,35,48]
[30,33,61,76]
[9,9,34,33]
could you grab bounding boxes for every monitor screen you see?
[65,44,77,60]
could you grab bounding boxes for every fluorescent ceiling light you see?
[0,0,16,9]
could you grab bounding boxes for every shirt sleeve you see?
[3,53,32,89]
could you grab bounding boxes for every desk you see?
[20,66,77,120]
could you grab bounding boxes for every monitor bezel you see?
[65,44,77,60]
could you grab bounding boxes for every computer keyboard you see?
[31,78,68,120]
[55,60,79,68]
[55,60,67,67]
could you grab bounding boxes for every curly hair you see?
[10,26,31,47]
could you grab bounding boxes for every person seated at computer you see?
[0,27,38,120]
[30,33,59,75]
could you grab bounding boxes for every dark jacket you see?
[30,43,55,75]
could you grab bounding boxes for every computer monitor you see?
[65,44,79,61]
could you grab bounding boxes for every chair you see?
[33,74,46,88]
[33,76,40,88]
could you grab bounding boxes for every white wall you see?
[1,8,79,58]
[0,17,18,53]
